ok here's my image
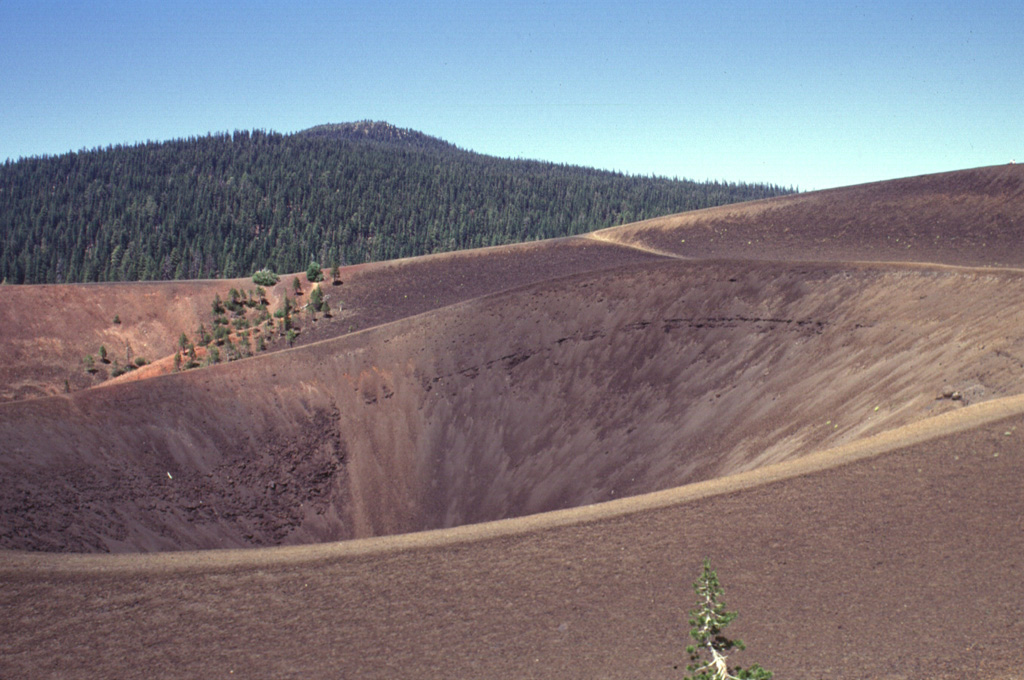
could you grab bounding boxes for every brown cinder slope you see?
[2,165,1024,678]
[0,278,250,401]
[5,258,1024,552]
[2,405,1022,679]
[0,237,660,403]
[594,163,1024,266]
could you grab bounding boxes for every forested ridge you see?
[0,121,794,283]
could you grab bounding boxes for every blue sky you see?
[1,0,1020,190]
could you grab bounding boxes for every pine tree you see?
[684,560,771,680]
[309,285,324,312]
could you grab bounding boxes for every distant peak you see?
[296,121,458,153]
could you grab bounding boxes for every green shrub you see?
[252,269,279,286]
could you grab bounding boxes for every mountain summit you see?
[297,121,458,153]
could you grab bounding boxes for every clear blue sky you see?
[2,0,1020,190]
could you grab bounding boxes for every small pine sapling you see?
[683,560,771,680]
[309,285,324,312]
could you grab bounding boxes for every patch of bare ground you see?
[594,163,1024,267]
[3,165,1024,678]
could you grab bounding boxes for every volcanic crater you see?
[5,227,1024,552]
[4,165,1024,679]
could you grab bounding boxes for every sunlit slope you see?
[5,258,1024,552]
[0,238,658,403]
[594,163,1024,266]
[0,278,255,402]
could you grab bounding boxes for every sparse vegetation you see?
[89,278,338,383]
[683,560,771,680]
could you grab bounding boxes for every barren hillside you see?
[2,165,1024,679]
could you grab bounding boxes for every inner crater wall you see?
[4,260,1024,552]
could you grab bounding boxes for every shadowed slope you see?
[2,404,1022,679]
[5,258,1024,552]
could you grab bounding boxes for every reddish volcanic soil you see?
[3,165,1024,679]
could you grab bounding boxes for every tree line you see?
[0,121,795,284]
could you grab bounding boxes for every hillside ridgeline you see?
[0,121,792,284]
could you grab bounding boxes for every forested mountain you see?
[0,121,794,283]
